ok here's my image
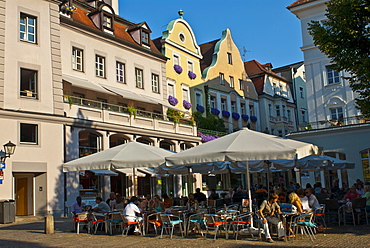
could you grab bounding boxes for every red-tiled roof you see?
[199,39,219,72]
[287,0,315,9]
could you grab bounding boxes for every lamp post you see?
[0,141,16,163]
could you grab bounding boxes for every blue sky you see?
[119,0,302,69]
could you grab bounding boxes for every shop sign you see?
[0,163,5,169]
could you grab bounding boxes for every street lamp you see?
[0,141,16,163]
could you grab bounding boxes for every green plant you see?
[193,111,226,132]
[66,95,73,109]
[127,106,136,119]
[167,108,184,124]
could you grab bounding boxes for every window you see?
[239,79,243,90]
[227,53,232,64]
[168,83,175,97]
[95,55,105,78]
[20,123,38,144]
[72,47,83,71]
[116,62,125,83]
[79,131,101,157]
[141,31,149,45]
[302,110,307,122]
[268,104,272,116]
[195,92,202,106]
[299,87,304,98]
[229,76,234,88]
[210,95,216,108]
[361,150,370,183]
[103,15,112,29]
[276,105,280,117]
[330,107,343,120]
[249,104,254,116]
[220,73,225,85]
[278,130,283,137]
[151,74,159,93]
[240,103,245,115]
[179,33,185,42]
[326,67,340,85]
[273,83,277,94]
[187,61,193,72]
[221,98,227,111]
[287,110,291,121]
[182,88,189,102]
[135,68,143,88]
[20,68,37,99]
[282,105,286,117]
[173,55,180,66]
[20,13,36,43]
[231,101,236,113]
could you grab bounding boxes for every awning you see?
[138,167,158,177]
[100,84,154,104]
[62,74,113,94]
[90,169,118,176]
[115,168,146,177]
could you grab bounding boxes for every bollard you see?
[45,215,54,234]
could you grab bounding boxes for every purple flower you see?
[250,116,257,122]
[232,112,240,120]
[174,65,183,74]
[222,110,230,118]
[196,104,205,113]
[197,132,220,143]
[168,95,178,106]
[211,108,220,115]
[188,71,197,79]
[242,114,249,121]
[183,100,192,110]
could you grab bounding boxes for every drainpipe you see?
[63,124,67,217]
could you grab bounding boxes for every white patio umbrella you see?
[298,155,355,170]
[165,128,319,212]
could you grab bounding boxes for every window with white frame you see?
[195,92,202,106]
[182,87,189,101]
[20,123,38,144]
[326,66,340,85]
[116,61,125,83]
[276,105,280,117]
[103,15,112,29]
[249,104,254,116]
[282,105,286,117]
[20,68,37,99]
[187,61,193,72]
[210,95,216,108]
[135,68,143,89]
[239,79,243,90]
[229,76,234,88]
[240,103,245,115]
[221,98,227,111]
[330,107,343,120]
[151,74,159,93]
[227,53,232,64]
[268,104,272,116]
[168,82,175,97]
[20,13,36,43]
[95,55,105,78]
[72,47,83,71]
[173,55,180,66]
[231,101,236,113]
[141,30,149,45]
[220,73,225,85]
[299,87,304,98]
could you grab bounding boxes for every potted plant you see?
[127,105,136,118]
[250,116,257,122]
[174,65,183,74]
[222,110,230,118]
[167,108,184,124]
[242,114,249,121]
[211,108,220,115]
[183,100,192,110]
[196,104,205,113]
[232,112,240,120]
[168,95,178,106]
[188,71,197,80]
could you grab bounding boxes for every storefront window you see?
[361,149,370,183]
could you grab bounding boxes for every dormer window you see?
[141,31,149,45]
[103,15,112,29]
[87,2,115,33]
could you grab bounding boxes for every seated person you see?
[123,196,142,223]
[224,188,234,199]
[113,194,125,210]
[208,189,219,200]
[297,189,311,212]
[106,192,116,210]
[363,185,370,212]
[194,188,207,203]
[278,192,287,204]
[289,192,303,214]
[162,193,173,208]
[186,193,199,210]
[71,196,85,215]
[140,194,152,211]
[259,193,285,242]
[233,188,245,203]
[93,196,110,213]
[305,188,321,210]
[150,195,165,213]
[342,186,361,201]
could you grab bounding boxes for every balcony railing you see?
[300,115,369,131]
[63,95,193,125]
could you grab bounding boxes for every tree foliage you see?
[308,0,370,116]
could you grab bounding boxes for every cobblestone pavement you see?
[0,217,369,248]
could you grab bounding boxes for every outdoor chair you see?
[203,214,228,240]
[160,214,184,239]
[229,212,253,240]
[147,212,162,236]
[186,212,204,237]
[351,198,368,225]
[340,201,356,226]
[105,212,123,235]
[121,214,141,236]
[320,199,342,226]
[90,213,107,234]
[75,213,91,234]
[313,204,326,228]
[291,212,316,242]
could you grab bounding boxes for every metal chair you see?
[121,214,141,236]
[75,213,91,234]
[229,212,253,240]
[105,212,123,235]
[203,214,228,240]
[186,212,204,236]
[291,212,316,242]
[351,198,368,225]
[147,212,162,236]
[90,213,107,234]
[320,199,342,226]
[340,201,356,226]
[160,214,184,239]
[313,204,326,228]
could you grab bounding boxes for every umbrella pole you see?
[245,161,253,214]
[133,168,136,196]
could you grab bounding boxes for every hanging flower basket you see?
[211,108,220,115]
[168,95,178,106]
[222,110,230,118]
[174,65,183,74]
[242,114,249,121]
[188,71,197,80]
[198,131,219,143]
[196,104,205,113]
[232,112,240,120]
[183,100,192,110]
[250,116,257,122]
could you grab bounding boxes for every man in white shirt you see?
[297,189,311,211]
[305,188,321,210]
[124,196,142,222]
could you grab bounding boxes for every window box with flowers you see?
[174,65,183,74]
[250,116,257,122]
[242,114,249,122]
[232,112,240,120]
[222,110,230,118]
[198,131,219,143]
[168,95,178,106]
[60,3,77,15]
[196,104,205,113]
[188,71,197,80]
[183,100,192,110]
[211,108,220,115]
